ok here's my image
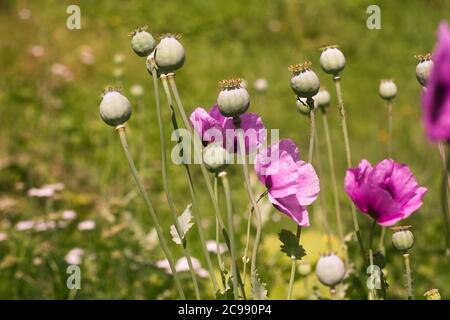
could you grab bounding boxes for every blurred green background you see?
[0,0,449,299]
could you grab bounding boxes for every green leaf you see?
[170,204,194,245]
[251,270,268,300]
[278,229,306,259]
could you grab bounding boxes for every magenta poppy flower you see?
[255,139,320,227]
[189,105,266,153]
[344,159,427,226]
[423,22,450,142]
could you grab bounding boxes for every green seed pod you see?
[99,89,132,126]
[391,226,414,252]
[203,143,230,173]
[315,253,346,287]
[424,288,441,300]
[289,62,320,98]
[296,97,310,115]
[154,34,185,74]
[320,46,346,75]
[379,79,397,100]
[415,54,433,87]
[217,78,250,118]
[313,88,331,109]
[298,261,312,276]
[130,27,156,57]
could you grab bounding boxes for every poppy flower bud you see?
[99,89,132,126]
[313,88,331,109]
[154,34,185,74]
[130,27,156,57]
[298,261,312,276]
[217,78,250,118]
[424,288,441,300]
[203,143,230,173]
[315,253,346,287]
[320,46,346,75]
[296,97,310,115]
[391,226,414,252]
[379,79,397,100]
[415,54,433,87]
[289,62,320,98]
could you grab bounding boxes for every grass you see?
[0,0,449,299]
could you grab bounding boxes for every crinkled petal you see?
[268,193,309,227]
[294,161,320,206]
[189,107,224,144]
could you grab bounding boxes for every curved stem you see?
[333,76,366,265]
[214,175,226,288]
[243,190,268,287]
[157,71,220,293]
[116,126,185,299]
[151,66,200,299]
[167,74,246,298]
[219,172,239,299]
[403,253,413,300]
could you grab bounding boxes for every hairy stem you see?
[116,126,185,299]
[440,146,450,259]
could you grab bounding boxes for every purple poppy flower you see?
[189,105,266,153]
[344,159,427,226]
[423,22,450,142]
[255,139,320,227]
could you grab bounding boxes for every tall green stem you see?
[116,126,185,299]
[150,65,200,300]
[333,75,366,265]
[167,74,246,298]
[287,98,315,299]
[314,125,333,251]
[379,100,394,253]
[157,71,219,292]
[440,146,450,259]
[234,118,263,300]
[242,190,267,288]
[219,171,239,299]
[403,253,413,300]
[321,110,346,256]
[368,219,377,300]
